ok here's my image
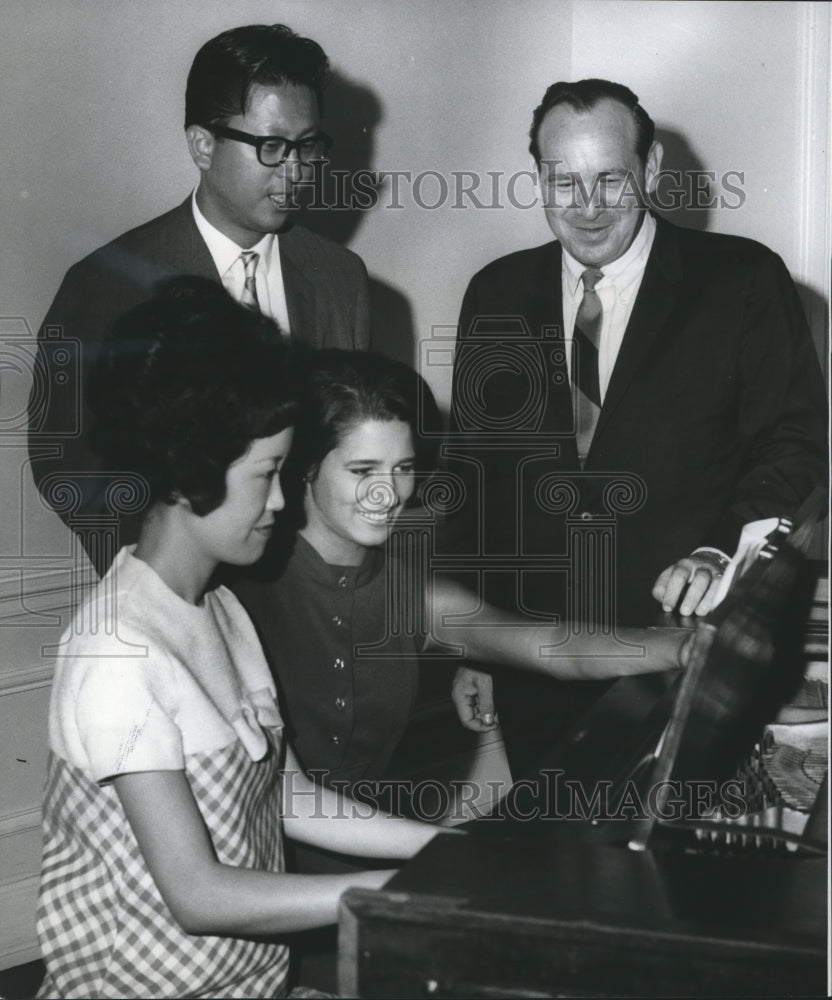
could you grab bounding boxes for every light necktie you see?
[239,251,261,311]
[572,267,604,464]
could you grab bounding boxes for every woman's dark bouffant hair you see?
[282,349,442,519]
[89,277,297,516]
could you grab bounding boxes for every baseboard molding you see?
[0,565,92,627]
[0,566,92,694]
[0,807,42,970]
[0,875,41,970]
[0,663,55,697]
[0,565,67,974]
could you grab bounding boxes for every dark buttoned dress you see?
[234,534,421,796]
[235,536,424,992]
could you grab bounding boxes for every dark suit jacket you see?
[441,216,827,773]
[27,198,370,571]
[443,216,827,627]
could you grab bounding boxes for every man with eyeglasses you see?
[28,24,370,575]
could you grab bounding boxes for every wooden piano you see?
[339,516,829,998]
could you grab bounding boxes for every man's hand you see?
[451,665,498,732]
[652,550,730,617]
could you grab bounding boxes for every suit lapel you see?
[523,243,579,456]
[279,228,318,346]
[533,243,573,435]
[167,203,319,344]
[528,241,564,340]
[162,198,221,280]
[591,218,683,447]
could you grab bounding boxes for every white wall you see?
[0,0,828,968]
[569,0,831,342]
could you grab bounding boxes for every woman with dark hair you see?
[234,348,693,801]
[36,283,438,1000]
[235,349,442,799]
[229,345,691,990]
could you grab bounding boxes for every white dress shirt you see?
[191,189,292,335]
[561,212,656,401]
[559,212,771,578]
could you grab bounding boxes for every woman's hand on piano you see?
[452,665,499,731]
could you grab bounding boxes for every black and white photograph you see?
[0,2,828,997]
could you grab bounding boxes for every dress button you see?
[333,657,345,670]
[330,734,341,744]
[337,576,349,589]
[579,511,593,521]
[332,615,343,627]
[335,697,346,710]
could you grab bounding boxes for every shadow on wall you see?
[794,282,830,368]
[300,69,382,247]
[656,128,829,371]
[368,281,416,368]
[652,127,713,232]
[298,69,416,367]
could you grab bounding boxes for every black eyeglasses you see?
[207,124,333,166]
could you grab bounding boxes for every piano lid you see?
[629,493,827,853]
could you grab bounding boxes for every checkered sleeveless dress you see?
[36,548,291,998]
[37,735,287,998]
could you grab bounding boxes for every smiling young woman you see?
[234,350,443,800]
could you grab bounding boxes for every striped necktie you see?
[239,251,261,311]
[572,267,604,464]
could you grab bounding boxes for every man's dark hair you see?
[90,277,297,516]
[528,79,655,166]
[185,23,329,128]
